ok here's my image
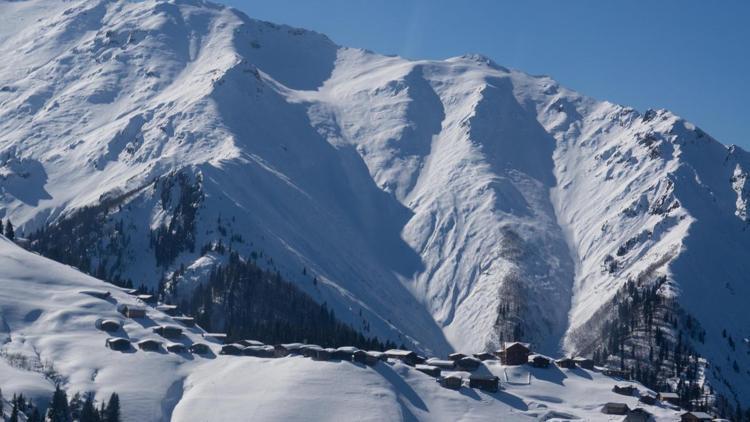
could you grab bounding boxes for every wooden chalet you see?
[473,352,496,361]
[353,350,379,366]
[440,374,462,389]
[156,304,179,316]
[332,346,358,361]
[456,356,481,371]
[638,391,657,405]
[243,345,275,358]
[497,342,530,366]
[573,356,594,370]
[529,355,550,368]
[624,408,653,422]
[166,343,187,353]
[153,325,183,339]
[105,337,131,351]
[601,402,629,415]
[425,358,456,370]
[239,339,264,347]
[468,374,499,392]
[202,333,228,344]
[555,357,576,369]
[415,364,441,378]
[274,343,304,357]
[303,345,332,361]
[448,352,466,361]
[612,384,637,396]
[220,343,245,356]
[137,339,162,352]
[189,343,211,354]
[366,351,388,362]
[680,412,713,422]
[658,391,680,405]
[385,349,419,366]
[117,304,146,319]
[95,319,121,332]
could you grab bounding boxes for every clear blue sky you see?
[223,0,749,148]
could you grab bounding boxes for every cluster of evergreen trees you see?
[0,386,120,422]
[0,219,14,240]
[177,251,396,351]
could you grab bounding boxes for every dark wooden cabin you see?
[415,364,441,378]
[573,357,594,370]
[220,344,245,356]
[166,343,187,353]
[468,374,499,392]
[137,339,162,352]
[448,352,466,362]
[530,355,550,368]
[440,375,463,389]
[498,342,530,366]
[385,349,419,366]
[555,358,576,369]
[353,350,379,366]
[624,408,653,422]
[612,384,637,396]
[243,345,275,358]
[658,392,680,405]
[105,337,131,351]
[117,304,146,319]
[601,402,629,415]
[473,352,496,361]
[153,325,183,338]
[189,343,211,354]
[456,356,481,371]
[680,412,713,422]
[96,319,121,332]
[425,358,456,370]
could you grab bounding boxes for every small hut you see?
[448,352,466,362]
[117,304,146,319]
[274,343,304,357]
[366,351,388,362]
[425,358,456,370]
[529,355,550,368]
[498,342,531,366]
[137,339,162,352]
[601,402,629,415]
[244,345,275,358]
[638,391,657,405]
[332,346,358,361]
[456,356,481,371]
[440,374,463,389]
[173,316,196,327]
[555,358,576,369]
[303,346,332,361]
[612,384,637,396]
[105,337,131,351]
[385,349,419,366]
[156,304,179,316]
[353,350,379,366]
[95,319,121,332]
[680,412,713,422]
[415,364,441,378]
[468,374,499,392]
[624,408,653,422]
[658,392,680,405]
[153,325,183,339]
[573,357,594,370]
[473,352,496,361]
[202,333,228,344]
[80,290,111,300]
[166,343,187,353]
[189,343,211,354]
[220,344,245,356]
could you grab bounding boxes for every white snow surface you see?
[1,0,749,408]
[0,235,686,421]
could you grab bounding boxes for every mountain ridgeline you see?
[1,0,749,417]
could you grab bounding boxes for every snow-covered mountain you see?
[1,0,749,413]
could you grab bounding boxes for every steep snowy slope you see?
[1,0,749,411]
[0,235,687,421]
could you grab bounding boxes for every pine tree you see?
[4,219,14,241]
[29,407,42,422]
[103,393,120,422]
[47,384,71,422]
[80,393,100,422]
[9,400,19,422]
[0,387,3,416]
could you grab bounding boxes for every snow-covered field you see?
[0,236,689,421]
[1,0,749,412]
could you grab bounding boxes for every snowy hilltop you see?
[0,0,749,417]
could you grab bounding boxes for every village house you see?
[612,384,637,396]
[172,316,196,327]
[623,408,652,422]
[415,364,441,378]
[385,349,419,366]
[555,358,576,369]
[95,319,121,332]
[638,391,657,405]
[166,343,187,353]
[601,402,629,415]
[137,339,162,352]
[658,392,680,405]
[366,351,388,362]
[573,357,594,370]
[244,345,275,358]
[473,352,495,361]
[448,352,467,361]
[332,346,358,361]
[220,343,245,355]
[680,412,713,422]
[425,358,456,370]
[105,337,131,351]
[353,350,379,366]
[529,355,550,368]
[156,304,179,316]
[456,356,481,371]
[468,374,499,392]
[202,333,228,344]
[189,343,211,354]
[440,374,463,389]
[497,342,531,366]
[274,343,304,357]
[239,339,264,347]
[117,304,146,319]
[303,345,332,361]
[153,325,183,338]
